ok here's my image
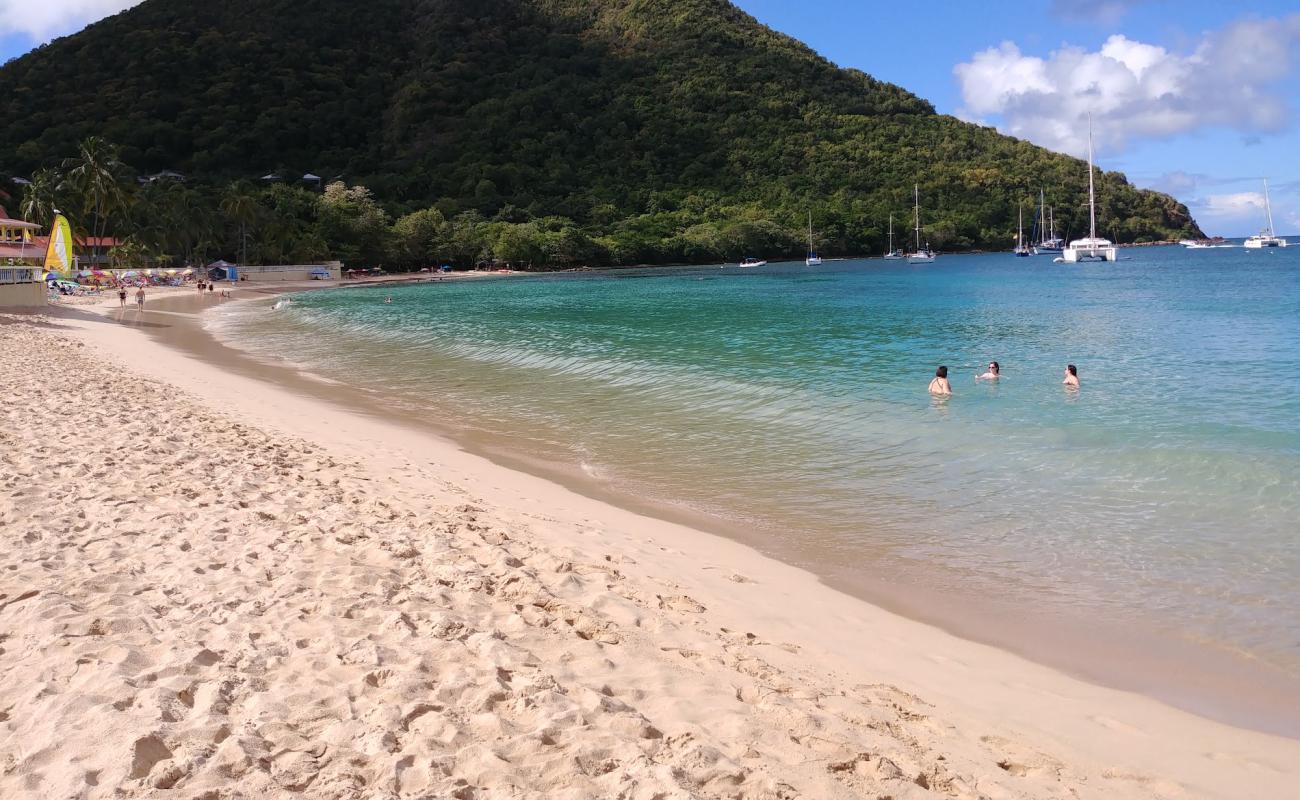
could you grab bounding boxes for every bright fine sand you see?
[1,292,1297,799]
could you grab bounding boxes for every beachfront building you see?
[0,208,45,306]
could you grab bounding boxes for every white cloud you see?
[1140,170,1202,195]
[1202,192,1265,219]
[0,0,142,44]
[954,15,1300,157]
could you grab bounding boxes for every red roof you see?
[27,235,123,249]
[0,243,41,260]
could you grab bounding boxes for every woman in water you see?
[976,361,1000,380]
[928,365,952,395]
[1063,364,1079,387]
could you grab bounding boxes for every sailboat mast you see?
[1263,178,1276,236]
[1087,114,1097,240]
[1018,202,1023,248]
[914,184,921,251]
[888,214,894,252]
[1039,189,1046,243]
[808,210,813,253]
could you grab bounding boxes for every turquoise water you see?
[212,247,1300,721]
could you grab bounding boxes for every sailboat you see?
[805,211,823,265]
[883,214,903,259]
[1036,190,1064,253]
[906,185,936,264]
[1061,115,1117,263]
[1013,202,1034,256]
[1244,179,1288,248]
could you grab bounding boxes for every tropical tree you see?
[389,207,448,267]
[219,182,260,265]
[317,181,389,266]
[61,137,129,263]
[109,237,149,269]
[18,168,63,228]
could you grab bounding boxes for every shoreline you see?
[195,278,1299,739]
[1,286,1292,796]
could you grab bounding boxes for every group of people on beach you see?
[928,362,1078,395]
[116,286,147,309]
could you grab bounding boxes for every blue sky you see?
[732,0,1300,237]
[3,0,1299,236]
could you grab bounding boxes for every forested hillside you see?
[0,0,1202,267]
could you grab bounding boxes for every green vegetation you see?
[0,0,1202,268]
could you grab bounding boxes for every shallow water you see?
[212,247,1300,725]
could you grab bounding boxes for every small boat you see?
[1035,190,1064,253]
[738,257,767,268]
[883,214,903,259]
[1243,179,1288,249]
[1062,115,1117,263]
[905,184,937,264]
[1013,202,1034,257]
[805,212,822,266]
[1182,236,1234,249]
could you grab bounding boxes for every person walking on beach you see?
[1063,364,1079,387]
[117,287,127,307]
[929,366,952,395]
[135,286,145,311]
[208,282,214,296]
[977,361,1000,380]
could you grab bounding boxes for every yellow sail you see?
[44,214,73,274]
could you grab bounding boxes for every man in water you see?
[135,286,145,311]
[1063,364,1079,387]
[928,365,952,395]
[977,361,1000,380]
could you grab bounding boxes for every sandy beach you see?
[1,289,1297,799]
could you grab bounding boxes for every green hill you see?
[0,0,1202,266]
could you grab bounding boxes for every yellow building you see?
[0,207,46,307]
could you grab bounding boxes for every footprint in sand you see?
[657,595,706,613]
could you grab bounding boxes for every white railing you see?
[0,268,38,284]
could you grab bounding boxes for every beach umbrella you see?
[121,270,138,278]
[44,271,58,280]
[181,269,193,275]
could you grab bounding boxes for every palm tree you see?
[219,183,260,265]
[19,168,63,228]
[109,237,148,269]
[62,136,129,265]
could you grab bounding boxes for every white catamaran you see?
[883,214,903,259]
[805,211,823,265]
[1061,115,1117,263]
[906,184,936,264]
[1244,178,1288,249]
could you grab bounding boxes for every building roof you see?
[27,235,123,250]
[0,206,41,230]
[0,243,41,260]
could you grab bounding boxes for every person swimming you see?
[928,365,952,395]
[976,361,1000,380]
[384,296,393,304]
[1063,363,1079,387]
